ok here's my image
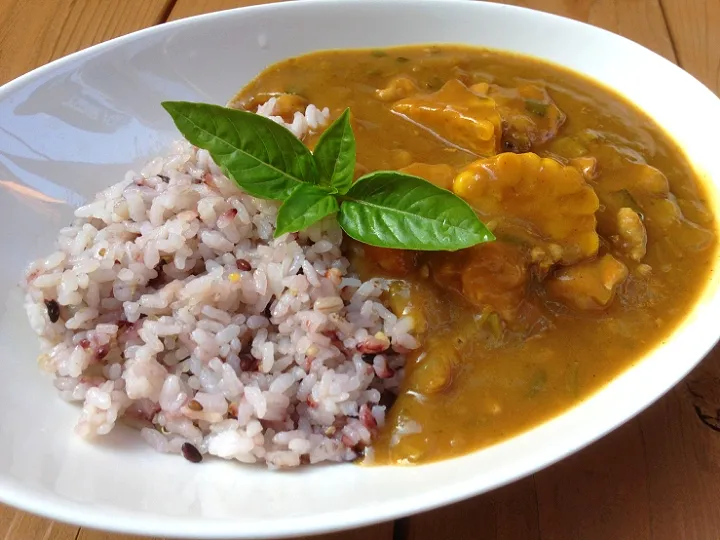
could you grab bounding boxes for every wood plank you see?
[405,477,539,540]
[534,422,652,540]
[168,0,289,21]
[0,0,171,86]
[488,0,676,61]
[0,504,78,540]
[660,0,720,93]
[74,521,393,540]
[76,530,164,540]
[639,349,720,539]
[295,522,394,540]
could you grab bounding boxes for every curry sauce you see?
[233,46,717,464]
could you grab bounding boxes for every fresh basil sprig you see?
[162,101,495,251]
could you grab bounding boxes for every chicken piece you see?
[616,207,647,261]
[456,242,528,321]
[363,244,417,277]
[376,75,419,102]
[595,163,714,252]
[569,156,598,181]
[408,344,460,395]
[472,83,566,152]
[598,162,669,197]
[453,152,600,265]
[547,254,628,311]
[469,82,490,95]
[399,163,455,190]
[392,79,502,156]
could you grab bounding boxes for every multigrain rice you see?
[23,101,418,468]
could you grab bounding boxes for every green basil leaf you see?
[312,108,355,194]
[338,172,494,251]
[275,184,340,237]
[162,101,318,200]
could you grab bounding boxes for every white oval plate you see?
[1,0,720,538]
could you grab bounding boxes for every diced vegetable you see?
[459,242,528,322]
[391,79,502,156]
[546,254,629,310]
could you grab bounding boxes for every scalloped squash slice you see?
[453,152,600,265]
[391,79,502,156]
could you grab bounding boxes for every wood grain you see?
[640,351,720,539]
[534,422,652,540]
[72,522,394,540]
[0,0,171,86]
[405,477,540,540]
[488,0,676,61]
[2,0,720,539]
[0,504,78,540]
[661,0,720,92]
[168,0,289,21]
[75,531,164,540]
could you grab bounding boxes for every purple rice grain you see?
[96,344,110,360]
[239,353,258,371]
[44,299,60,323]
[181,442,203,463]
[236,258,252,271]
[264,296,275,319]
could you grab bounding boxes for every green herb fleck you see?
[566,361,580,398]
[525,100,549,117]
[396,56,410,63]
[371,50,388,58]
[527,369,547,397]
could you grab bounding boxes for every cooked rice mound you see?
[23,103,417,468]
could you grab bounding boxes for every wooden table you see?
[1,0,719,538]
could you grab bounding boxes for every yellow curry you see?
[233,45,717,465]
